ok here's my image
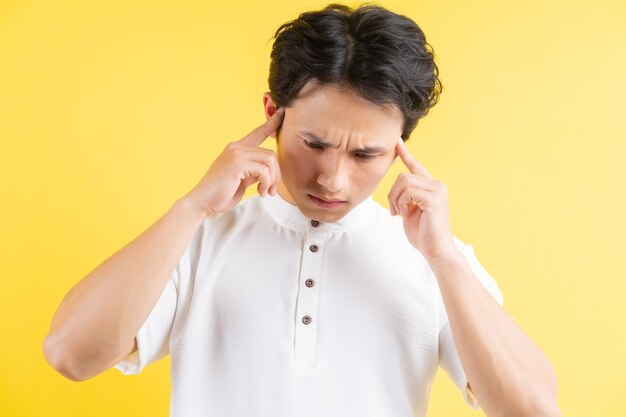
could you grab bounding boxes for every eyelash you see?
[305,141,373,160]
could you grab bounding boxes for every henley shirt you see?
[114,192,505,417]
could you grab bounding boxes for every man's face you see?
[263,81,404,223]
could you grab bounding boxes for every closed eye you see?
[305,141,325,150]
[304,141,373,160]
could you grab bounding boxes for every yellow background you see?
[1,0,624,415]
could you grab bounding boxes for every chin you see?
[307,205,349,222]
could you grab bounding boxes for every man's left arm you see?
[388,137,561,417]
[429,250,560,417]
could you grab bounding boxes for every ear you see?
[263,92,280,139]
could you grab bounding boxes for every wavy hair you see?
[268,3,443,141]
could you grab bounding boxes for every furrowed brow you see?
[299,131,387,154]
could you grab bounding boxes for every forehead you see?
[287,81,403,144]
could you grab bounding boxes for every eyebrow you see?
[299,131,388,154]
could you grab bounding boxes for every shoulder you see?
[366,197,409,237]
[367,198,476,251]
[363,198,427,260]
[189,196,265,249]
[202,195,263,228]
[365,199,489,269]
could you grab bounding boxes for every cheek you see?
[278,142,312,175]
[358,160,390,184]
[280,145,300,165]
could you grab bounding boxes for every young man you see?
[43,4,560,417]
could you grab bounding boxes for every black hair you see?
[268,2,442,141]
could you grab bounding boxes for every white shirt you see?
[114,192,504,417]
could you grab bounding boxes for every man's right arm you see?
[42,107,286,382]
[42,196,205,382]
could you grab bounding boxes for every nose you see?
[316,154,348,194]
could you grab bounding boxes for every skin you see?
[261,81,561,416]
[262,80,404,225]
[262,79,455,260]
[42,74,556,412]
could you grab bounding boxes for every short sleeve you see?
[113,274,178,375]
[112,214,210,375]
[438,236,506,409]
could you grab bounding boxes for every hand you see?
[183,107,285,217]
[387,138,458,262]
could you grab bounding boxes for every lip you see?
[308,194,346,208]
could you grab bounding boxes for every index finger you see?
[395,137,434,179]
[239,107,286,147]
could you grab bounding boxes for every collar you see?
[259,190,377,234]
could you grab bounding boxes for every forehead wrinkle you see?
[298,129,387,154]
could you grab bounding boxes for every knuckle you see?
[226,142,243,156]
[230,147,243,159]
[263,148,277,160]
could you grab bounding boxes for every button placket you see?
[293,226,326,370]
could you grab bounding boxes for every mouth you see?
[308,194,346,208]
